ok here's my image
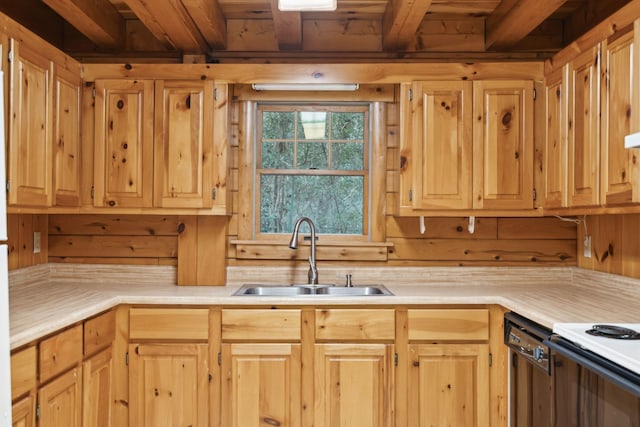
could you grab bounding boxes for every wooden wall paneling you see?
[48,235,177,258]
[382,0,432,51]
[410,16,485,52]
[48,214,179,236]
[497,217,577,239]
[302,20,382,52]
[388,238,575,264]
[16,213,31,268]
[225,20,279,52]
[387,217,498,240]
[177,216,197,285]
[7,214,19,270]
[621,214,640,278]
[196,216,227,286]
[234,243,388,262]
[33,214,48,265]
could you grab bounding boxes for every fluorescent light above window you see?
[252,83,359,91]
[278,0,336,11]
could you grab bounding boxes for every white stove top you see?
[553,323,640,375]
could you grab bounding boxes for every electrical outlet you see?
[583,235,592,258]
[33,231,41,254]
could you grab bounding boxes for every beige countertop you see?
[8,264,640,350]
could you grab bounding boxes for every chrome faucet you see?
[288,217,318,284]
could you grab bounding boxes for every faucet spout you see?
[289,217,318,284]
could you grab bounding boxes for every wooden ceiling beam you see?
[181,0,226,50]
[485,0,569,51]
[382,0,433,51]
[122,0,210,52]
[269,0,302,50]
[41,0,125,48]
[563,0,630,45]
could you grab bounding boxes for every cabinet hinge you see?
[489,352,493,367]
[214,87,218,101]
[408,189,413,202]
[218,352,222,366]
[35,404,40,419]
[7,50,13,63]
[6,180,10,193]
[408,88,413,102]
[394,353,398,367]
[90,185,95,199]
[533,188,537,202]
[533,88,537,101]
[212,188,217,200]
[125,352,129,366]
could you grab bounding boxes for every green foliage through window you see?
[257,104,369,236]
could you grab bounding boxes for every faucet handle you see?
[345,274,353,287]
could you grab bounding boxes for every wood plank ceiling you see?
[0,0,632,62]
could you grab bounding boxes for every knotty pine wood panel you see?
[49,214,179,235]
[387,216,498,240]
[49,235,177,258]
[7,214,48,270]
[497,217,577,239]
[577,214,640,279]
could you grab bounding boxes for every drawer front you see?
[11,346,37,399]
[408,309,489,341]
[84,310,116,356]
[129,308,209,340]
[315,309,395,341]
[39,324,83,383]
[222,309,301,341]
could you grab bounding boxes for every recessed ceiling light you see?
[278,0,337,11]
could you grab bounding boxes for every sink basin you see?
[233,284,393,297]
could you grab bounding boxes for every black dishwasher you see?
[504,312,554,427]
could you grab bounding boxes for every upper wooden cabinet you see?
[400,80,534,214]
[568,45,601,208]
[52,66,82,207]
[8,41,53,207]
[93,79,154,208]
[601,31,638,206]
[94,79,229,211]
[409,81,473,210]
[542,67,567,209]
[473,80,534,210]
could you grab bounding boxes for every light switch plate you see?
[33,231,41,254]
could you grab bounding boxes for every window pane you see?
[332,142,364,170]
[297,142,328,169]
[262,141,294,169]
[263,111,295,139]
[331,112,364,140]
[298,111,328,139]
[260,175,363,234]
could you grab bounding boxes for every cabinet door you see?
[12,394,35,427]
[473,80,534,209]
[314,343,393,427]
[543,67,568,208]
[568,45,600,207]
[83,347,113,427]
[52,65,81,206]
[129,343,209,427]
[38,366,82,427]
[408,344,489,427]
[601,31,638,205]
[154,80,214,208]
[221,343,301,427]
[8,41,52,206]
[94,79,154,208]
[410,81,473,210]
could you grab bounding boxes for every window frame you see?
[254,103,372,242]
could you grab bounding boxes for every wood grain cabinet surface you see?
[7,40,53,207]
[401,80,534,214]
[38,366,83,427]
[11,393,35,427]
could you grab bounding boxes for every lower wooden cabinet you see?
[129,343,209,427]
[82,347,113,427]
[221,343,302,427]
[408,343,490,427]
[11,394,35,427]
[314,343,393,427]
[38,366,83,427]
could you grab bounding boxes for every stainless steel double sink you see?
[233,284,393,297]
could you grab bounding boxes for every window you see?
[255,104,370,239]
